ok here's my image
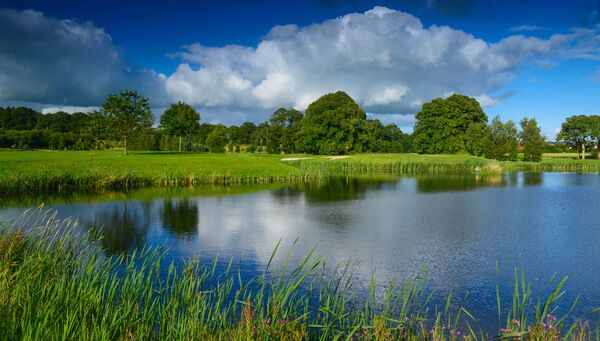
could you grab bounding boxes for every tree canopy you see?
[297,91,367,155]
[95,89,154,155]
[160,102,200,152]
[520,117,544,162]
[412,94,488,154]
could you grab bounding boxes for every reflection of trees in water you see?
[416,175,507,193]
[415,173,544,193]
[277,176,397,202]
[93,201,149,255]
[160,199,199,237]
[522,173,543,186]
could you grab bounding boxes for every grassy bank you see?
[0,210,597,340]
[288,154,502,175]
[0,150,312,194]
[1,151,599,194]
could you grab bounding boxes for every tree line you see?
[1,89,598,160]
[0,90,412,155]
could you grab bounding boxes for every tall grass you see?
[1,209,597,340]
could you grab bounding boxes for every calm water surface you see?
[1,173,599,330]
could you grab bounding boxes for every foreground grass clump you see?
[1,209,598,340]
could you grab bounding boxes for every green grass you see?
[287,153,504,175]
[0,209,597,340]
[1,150,600,194]
[0,150,312,194]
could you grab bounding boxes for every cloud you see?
[41,106,97,114]
[0,8,166,107]
[165,6,599,118]
[509,25,547,33]
[2,6,600,126]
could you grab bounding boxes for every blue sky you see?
[0,0,599,138]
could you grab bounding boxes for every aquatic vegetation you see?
[0,209,598,340]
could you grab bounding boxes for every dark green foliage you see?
[266,107,303,154]
[520,117,545,162]
[487,116,518,161]
[95,89,154,155]
[0,130,102,150]
[558,115,600,159]
[413,94,488,154]
[159,102,200,152]
[297,91,367,155]
[205,125,228,153]
[464,122,492,157]
[0,107,41,130]
[238,122,257,144]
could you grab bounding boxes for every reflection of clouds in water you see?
[1,173,600,327]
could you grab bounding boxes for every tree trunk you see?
[124,136,128,156]
[582,143,585,160]
[179,136,182,152]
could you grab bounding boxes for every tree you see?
[160,102,200,152]
[205,125,228,153]
[96,89,153,155]
[412,94,488,154]
[465,122,492,157]
[239,122,258,145]
[587,115,600,159]
[557,115,592,159]
[520,117,545,162]
[267,108,303,154]
[297,91,367,155]
[487,116,518,161]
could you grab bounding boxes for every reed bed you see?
[0,209,597,340]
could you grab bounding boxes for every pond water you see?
[1,172,599,331]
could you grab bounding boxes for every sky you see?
[0,0,599,138]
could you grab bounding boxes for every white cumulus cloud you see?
[164,6,599,119]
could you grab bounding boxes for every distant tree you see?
[488,116,518,161]
[557,115,593,159]
[588,115,600,159]
[0,107,41,130]
[160,102,200,152]
[95,89,153,155]
[520,117,545,162]
[412,94,488,154]
[239,122,258,145]
[297,91,367,155]
[252,122,270,152]
[267,108,303,154]
[197,123,214,145]
[205,125,228,153]
[465,122,492,157]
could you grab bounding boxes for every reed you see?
[0,209,597,340]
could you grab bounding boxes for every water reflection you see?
[289,176,398,202]
[1,172,599,331]
[92,201,150,255]
[160,199,199,237]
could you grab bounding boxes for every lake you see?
[1,172,599,331]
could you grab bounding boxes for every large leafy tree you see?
[96,89,153,155]
[297,91,367,155]
[557,115,593,159]
[266,108,303,154]
[160,102,200,152]
[412,94,488,154]
[520,117,545,162]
